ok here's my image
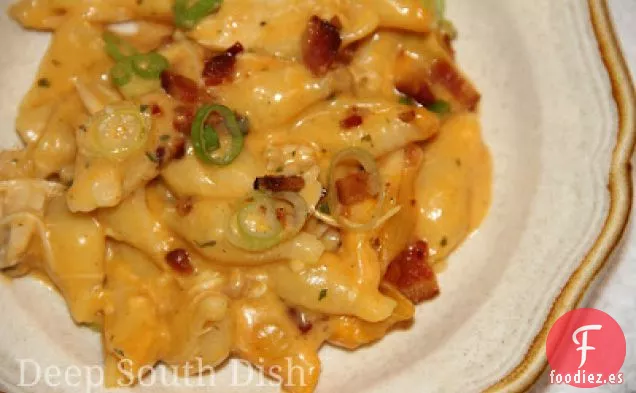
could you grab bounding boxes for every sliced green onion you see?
[174,0,223,30]
[191,104,244,166]
[327,148,386,231]
[110,59,134,86]
[426,100,451,115]
[421,0,446,21]
[236,194,284,250]
[84,102,151,160]
[103,32,138,61]
[439,19,458,40]
[130,53,170,79]
[227,192,309,251]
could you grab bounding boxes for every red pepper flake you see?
[384,241,439,304]
[203,42,244,86]
[150,104,163,116]
[165,248,194,274]
[161,71,199,104]
[302,16,342,76]
[340,114,363,129]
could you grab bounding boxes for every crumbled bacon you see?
[384,241,439,304]
[336,172,372,206]
[395,77,436,107]
[340,114,363,129]
[203,42,244,86]
[165,248,194,274]
[302,16,342,76]
[161,71,199,103]
[429,59,480,110]
[329,16,343,31]
[254,175,306,192]
[173,105,195,135]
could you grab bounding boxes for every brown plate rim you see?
[484,0,636,391]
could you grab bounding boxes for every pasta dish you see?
[1,0,491,391]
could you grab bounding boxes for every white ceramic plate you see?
[0,0,634,392]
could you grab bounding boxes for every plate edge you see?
[483,0,636,392]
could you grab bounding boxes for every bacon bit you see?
[302,15,342,76]
[384,241,439,304]
[398,110,416,123]
[172,137,186,159]
[161,71,199,104]
[173,106,195,135]
[203,42,244,86]
[150,104,163,116]
[336,172,372,206]
[429,59,480,110]
[288,308,313,334]
[176,196,194,216]
[340,114,363,129]
[329,16,343,31]
[165,248,194,274]
[254,175,306,192]
[395,77,436,107]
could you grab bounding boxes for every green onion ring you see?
[103,32,138,61]
[130,53,170,79]
[110,59,134,87]
[227,192,309,251]
[174,0,223,30]
[327,147,386,231]
[191,104,244,166]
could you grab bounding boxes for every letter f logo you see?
[572,324,602,368]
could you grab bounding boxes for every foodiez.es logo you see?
[546,308,626,388]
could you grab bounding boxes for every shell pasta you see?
[1,0,491,391]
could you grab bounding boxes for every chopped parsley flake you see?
[398,95,414,106]
[145,152,159,163]
[318,289,328,301]
[318,203,330,214]
[440,237,448,247]
[195,240,217,248]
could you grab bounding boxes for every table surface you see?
[536,1,636,393]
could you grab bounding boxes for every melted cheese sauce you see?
[2,1,491,392]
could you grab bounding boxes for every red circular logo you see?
[546,308,626,388]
